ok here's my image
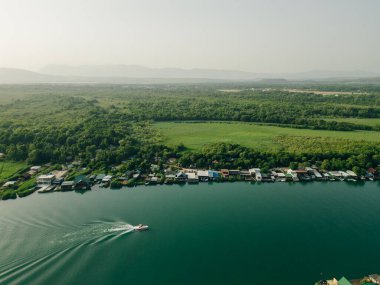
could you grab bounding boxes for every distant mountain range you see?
[0,65,379,84]
[0,68,57,84]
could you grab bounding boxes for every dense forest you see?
[125,89,380,131]
[0,96,180,171]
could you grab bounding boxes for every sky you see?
[0,0,379,73]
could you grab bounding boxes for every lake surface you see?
[0,182,379,285]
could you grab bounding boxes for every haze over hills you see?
[0,65,379,84]
[40,65,257,80]
[41,65,379,80]
[0,67,227,84]
[0,68,59,84]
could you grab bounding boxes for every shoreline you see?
[1,164,379,201]
[1,180,379,202]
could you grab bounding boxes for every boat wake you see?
[56,221,136,246]
[106,224,135,233]
[0,220,135,285]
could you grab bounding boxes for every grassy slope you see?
[155,121,380,151]
[0,161,28,180]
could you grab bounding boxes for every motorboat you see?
[133,224,149,231]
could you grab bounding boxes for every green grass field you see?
[155,121,380,151]
[0,161,28,180]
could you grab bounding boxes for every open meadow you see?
[155,121,380,151]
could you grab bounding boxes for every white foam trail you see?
[0,220,137,283]
[110,229,134,240]
[106,224,134,233]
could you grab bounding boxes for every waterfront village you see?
[316,273,380,285]
[1,159,379,199]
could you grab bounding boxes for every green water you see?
[0,182,379,285]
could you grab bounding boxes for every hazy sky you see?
[0,0,379,73]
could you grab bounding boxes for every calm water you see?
[0,182,379,285]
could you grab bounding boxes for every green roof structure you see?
[338,277,352,285]
[74,175,90,184]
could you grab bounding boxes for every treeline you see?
[1,84,380,131]
[108,87,380,131]
[127,98,379,131]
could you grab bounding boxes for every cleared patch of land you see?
[324,118,380,127]
[284,89,366,95]
[0,161,28,180]
[218,89,242,93]
[155,121,380,151]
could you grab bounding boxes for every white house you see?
[345,170,358,178]
[197,170,209,181]
[329,171,349,179]
[102,175,113,183]
[31,166,42,172]
[37,174,56,186]
[286,169,299,182]
[186,172,199,183]
[313,170,323,179]
[249,168,262,181]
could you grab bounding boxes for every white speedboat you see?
[133,224,149,231]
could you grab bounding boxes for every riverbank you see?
[1,164,379,200]
[2,179,380,202]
